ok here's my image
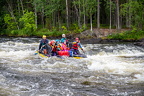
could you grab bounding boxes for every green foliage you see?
[82,24,87,30]
[104,0,116,16]
[1,0,144,39]
[61,26,67,31]
[120,1,144,29]
[45,0,63,16]
[71,24,85,33]
[19,11,36,36]
[85,0,97,16]
[107,30,144,40]
[3,11,36,36]
[33,28,70,37]
[4,14,17,30]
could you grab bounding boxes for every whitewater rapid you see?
[0,37,144,96]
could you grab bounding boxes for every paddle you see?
[34,45,45,55]
[80,48,85,54]
[34,52,38,55]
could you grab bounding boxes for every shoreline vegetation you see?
[1,27,144,41]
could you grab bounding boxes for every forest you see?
[0,0,144,40]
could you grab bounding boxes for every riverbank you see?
[1,28,144,47]
[75,28,144,47]
[1,34,144,48]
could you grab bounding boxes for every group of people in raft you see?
[38,34,84,57]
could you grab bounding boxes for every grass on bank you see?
[107,30,144,40]
[34,28,70,37]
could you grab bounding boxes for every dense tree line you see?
[0,0,144,37]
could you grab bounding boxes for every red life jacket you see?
[58,51,69,56]
[72,42,78,50]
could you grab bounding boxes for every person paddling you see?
[71,37,84,55]
[49,40,59,56]
[61,34,67,43]
[39,35,49,53]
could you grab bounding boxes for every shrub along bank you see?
[107,29,144,40]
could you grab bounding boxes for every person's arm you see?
[78,43,83,49]
[78,43,85,53]
[46,39,49,44]
[61,38,64,43]
[39,40,42,50]
[61,38,66,43]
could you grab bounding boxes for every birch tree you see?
[109,0,112,32]
[6,0,19,30]
[19,0,24,15]
[34,1,37,29]
[66,0,69,29]
[97,0,100,29]
[85,0,97,31]
[116,0,120,31]
[73,0,82,28]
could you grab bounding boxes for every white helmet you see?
[62,34,66,37]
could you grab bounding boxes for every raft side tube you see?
[73,54,87,58]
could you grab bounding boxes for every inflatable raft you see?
[35,51,87,59]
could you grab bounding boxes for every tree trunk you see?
[41,5,45,28]
[97,0,100,29]
[19,0,24,15]
[58,11,61,30]
[116,0,120,31]
[34,2,37,29]
[78,0,81,29]
[74,1,81,28]
[52,12,56,27]
[109,0,112,32]
[128,0,131,28]
[126,12,129,27]
[17,0,21,16]
[142,8,144,30]
[90,14,93,32]
[125,0,128,28]
[6,0,19,30]
[78,14,81,29]
[66,0,69,29]
[83,0,86,29]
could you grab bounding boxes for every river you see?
[0,37,144,96]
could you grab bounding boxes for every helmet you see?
[62,34,66,37]
[51,40,55,43]
[42,35,46,38]
[55,39,60,45]
[75,38,79,40]
[50,40,55,45]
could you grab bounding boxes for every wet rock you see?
[81,81,91,85]
[134,42,144,47]
[134,38,144,47]
[81,38,125,44]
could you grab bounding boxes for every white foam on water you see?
[87,52,144,82]
[133,73,144,82]
[0,41,38,62]
[0,50,34,61]
[1,39,144,96]
[0,74,6,83]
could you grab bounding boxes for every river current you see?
[0,37,144,96]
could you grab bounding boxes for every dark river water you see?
[0,37,144,96]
